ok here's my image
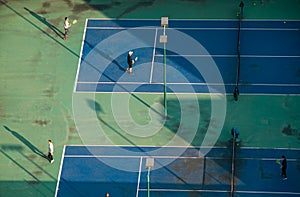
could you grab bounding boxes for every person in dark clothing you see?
[231,127,240,140]
[126,51,134,74]
[48,139,54,163]
[126,51,138,74]
[280,155,287,180]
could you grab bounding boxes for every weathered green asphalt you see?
[0,1,299,196]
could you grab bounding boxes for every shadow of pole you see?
[1,1,165,118]
[84,41,126,72]
[97,116,192,186]
[82,40,165,118]
[18,150,56,181]
[86,98,143,146]
[87,99,191,187]
[24,7,64,39]
[58,178,88,197]
[3,125,48,160]
[83,55,164,118]
[0,148,55,196]
[1,1,78,57]
[116,1,154,19]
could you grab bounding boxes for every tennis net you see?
[234,1,244,101]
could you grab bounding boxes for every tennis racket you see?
[276,159,281,165]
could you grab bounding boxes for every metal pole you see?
[147,167,151,197]
[145,157,154,197]
[163,25,167,116]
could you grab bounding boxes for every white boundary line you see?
[87,18,162,21]
[138,188,229,193]
[136,157,143,197]
[165,19,300,22]
[63,145,300,158]
[240,146,300,150]
[241,28,299,31]
[87,27,159,30]
[149,28,158,83]
[64,155,217,159]
[236,158,298,161]
[86,18,300,22]
[73,91,300,96]
[86,26,299,31]
[63,155,299,161]
[65,144,300,150]
[138,188,300,195]
[54,145,66,197]
[154,54,300,58]
[235,190,300,195]
[66,144,222,148]
[73,18,88,93]
[76,81,300,87]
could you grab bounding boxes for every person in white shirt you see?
[64,17,72,40]
[48,139,54,163]
[126,51,138,74]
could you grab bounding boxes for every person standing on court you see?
[63,17,72,40]
[126,51,138,74]
[105,193,110,197]
[231,127,240,140]
[48,139,54,163]
[280,155,287,180]
[126,51,134,74]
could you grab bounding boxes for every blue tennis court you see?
[68,19,300,197]
[74,19,300,94]
[55,146,300,197]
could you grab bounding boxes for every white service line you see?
[137,188,300,195]
[138,188,229,193]
[236,190,300,195]
[63,155,300,162]
[64,155,205,159]
[75,81,300,87]
[87,26,161,30]
[86,26,299,31]
[154,54,300,58]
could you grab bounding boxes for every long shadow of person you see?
[24,7,64,39]
[3,125,48,160]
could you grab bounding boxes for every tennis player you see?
[126,51,134,74]
[63,17,72,40]
[280,155,287,180]
[231,127,240,140]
